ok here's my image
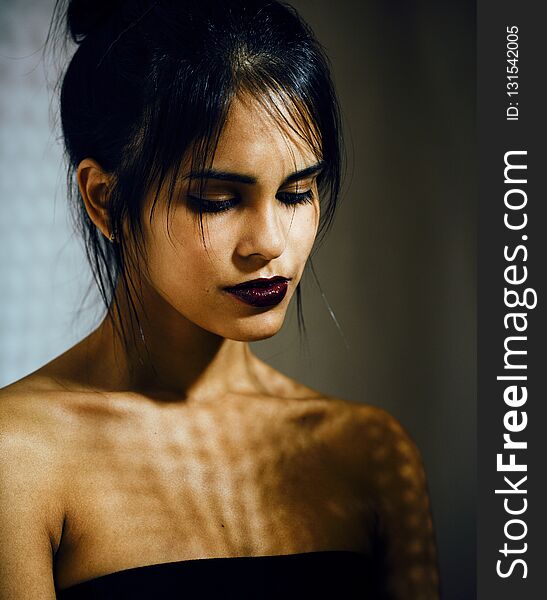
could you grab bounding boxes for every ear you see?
[77,158,113,241]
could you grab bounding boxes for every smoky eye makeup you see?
[276,188,314,206]
[186,191,316,215]
[184,182,240,213]
[186,195,239,214]
[183,172,320,215]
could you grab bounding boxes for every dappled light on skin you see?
[365,409,439,599]
[53,393,379,591]
[3,374,440,598]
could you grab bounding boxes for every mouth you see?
[224,276,291,308]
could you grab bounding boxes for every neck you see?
[76,283,263,402]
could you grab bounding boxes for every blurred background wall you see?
[0,1,476,598]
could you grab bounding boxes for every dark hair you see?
[53,0,343,352]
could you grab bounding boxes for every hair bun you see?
[67,0,126,43]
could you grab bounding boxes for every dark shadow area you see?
[253,2,476,598]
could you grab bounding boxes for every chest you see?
[55,404,373,587]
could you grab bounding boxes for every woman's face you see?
[139,94,322,341]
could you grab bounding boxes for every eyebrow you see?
[184,160,326,185]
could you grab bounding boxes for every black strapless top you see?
[56,550,386,599]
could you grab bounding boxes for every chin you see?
[219,309,286,342]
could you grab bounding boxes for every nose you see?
[235,199,287,261]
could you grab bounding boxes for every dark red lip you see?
[224,277,290,307]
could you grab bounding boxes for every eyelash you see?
[187,189,315,214]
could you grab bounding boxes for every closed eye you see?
[186,188,315,215]
[276,189,315,207]
[186,195,239,213]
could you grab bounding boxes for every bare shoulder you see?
[345,401,424,465]
[0,376,72,516]
[0,377,72,597]
[0,374,96,491]
[308,397,423,469]
[251,358,422,470]
[0,375,78,454]
[346,402,429,508]
[327,400,439,599]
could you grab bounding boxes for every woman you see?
[0,0,439,598]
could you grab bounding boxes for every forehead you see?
[209,92,321,177]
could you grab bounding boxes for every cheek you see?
[286,206,319,275]
[145,214,234,290]
[288,204,319,260]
